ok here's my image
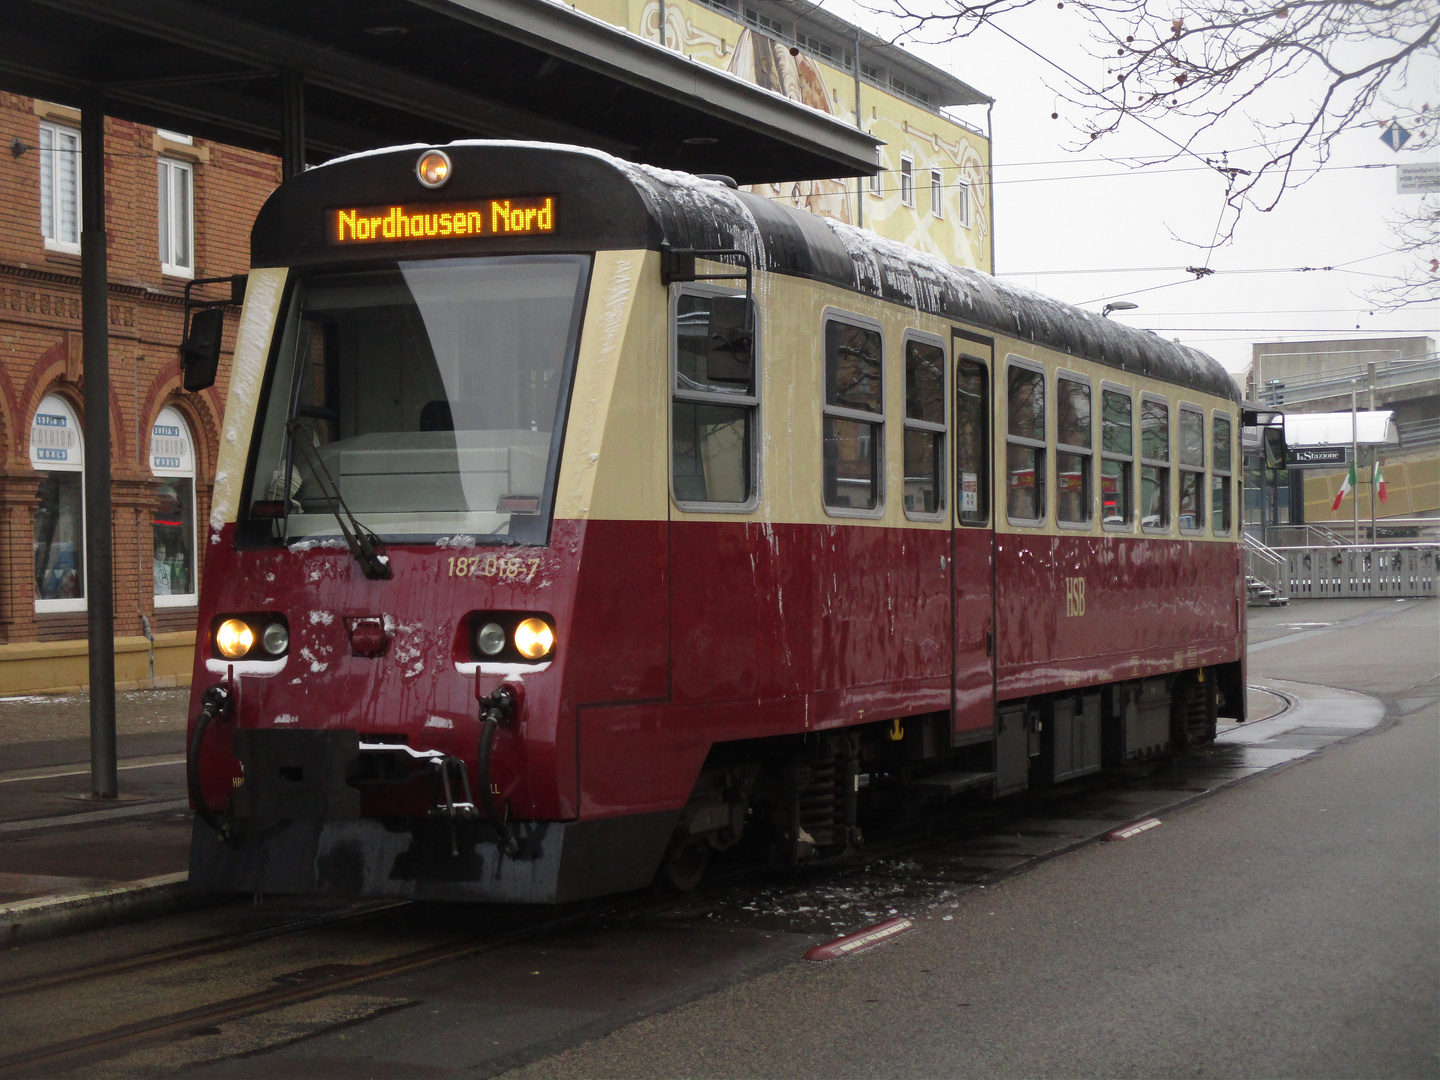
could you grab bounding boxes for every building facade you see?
[574,0,994,271]
[1,94,277,691]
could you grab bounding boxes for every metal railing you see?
[1254,355,1439,408]
[1243,534,1289,604]
[1277,544,1439,599]
[1260,523,1352,548]
[1397,417,1440,449]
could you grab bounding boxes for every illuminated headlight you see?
[476,621,506,656]
[513,618,555,660]
[216,618,254,659]
[261,621,290,657]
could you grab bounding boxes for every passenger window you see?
[1005,363,1046,524]
[1140,397,1170,531]
[1056,376,1092,527]
[1178,406,1205,532]
[823,319,884,511]
[1100,388,1133,528]
[903,338,945,517]
[672,292,758,507]
[955,357,990,526]
[1212,413,1233,535]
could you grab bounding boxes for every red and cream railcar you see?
[185,142,1246,902]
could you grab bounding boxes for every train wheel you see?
[661,836,710,892]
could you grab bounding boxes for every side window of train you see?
[1178,404,1206,533]
[1005,359,1046,525]
[822,315,884,513]
[1055,373,1093,528]
[1140,395,1171,532]
[1211,412,1233,535]
[1101,385,1134,529]
[903,335,946,519]
[671,290,759,509]
[954,356,990,526]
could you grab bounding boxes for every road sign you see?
[1380,121,1412,151]
[1288,445,1349,468]
[1398,162,1440,194]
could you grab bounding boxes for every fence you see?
[1277,544,1439,599]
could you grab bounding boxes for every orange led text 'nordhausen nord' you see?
[332,197,556,243]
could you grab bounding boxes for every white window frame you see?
[158,157,194,278]
[669,283,761,513]
[39,120,81,254]
[1004,356,1048,528]
[1178,402,1206,535]
[1100,381,1135,533]
[901,330,947,522]
[956,180,972,228]
[1054,369,1094,530]
[31,394,87,614]
[1140,393,1172,534]
[151,406,200,607]
[929,169,943,219]
[899,155,914,208]
[1211,409,1234,537]
[821,309,886,519]
[869,148,884,197]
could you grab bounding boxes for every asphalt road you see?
[498,598,1438,1080]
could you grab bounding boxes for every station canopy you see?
[1284,411,1399,447]
[1,0,881,184]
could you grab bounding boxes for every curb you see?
[0,872,216,946]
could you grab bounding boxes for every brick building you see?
[0,94,278,692]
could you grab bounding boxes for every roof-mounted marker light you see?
[417,150,452,189]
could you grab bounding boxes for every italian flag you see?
[1374,461,1388,503]
[1331,462,1356,512]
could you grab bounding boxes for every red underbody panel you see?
[189,518,1242,826]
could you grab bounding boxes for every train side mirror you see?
[1263,426,1287,470]
[705,296,753,385]
[181,307,225,392]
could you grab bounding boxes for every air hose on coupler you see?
[187,683,233,840]
[478,687,520,857]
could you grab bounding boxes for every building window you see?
[31,394,86,612]
[1212,413,1233,535]
[955,356,990,526]
[1101,387,1133,528]
[1055,374,1093,527]
[672,291,758,507]
[903,336,945,517]
[930,170,943,218]
[1178,405,1205,532]
[956,181,971,227]
[870,149,884,196]
[151,406,199,605]
[1005,361,1046,524]
[158,157,194,277]
[1140,396,1170,531]
[823,317,884,512]
[39,120,81,252]
[899,156,914,208]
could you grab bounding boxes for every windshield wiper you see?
[285,418,392,580]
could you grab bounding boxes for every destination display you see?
[329,197,556,244]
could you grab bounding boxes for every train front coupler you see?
[187,681,235,842]
[477,686,520,858]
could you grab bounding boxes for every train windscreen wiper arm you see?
[284,419,393,580]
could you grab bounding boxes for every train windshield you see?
[247,255,590,545]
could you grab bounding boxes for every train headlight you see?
[513,617,555,660]
[476,621,507,657]
[216,618,254,659]
[261,621,290,657]
[416,149,452,189]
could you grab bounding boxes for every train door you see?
[951,332,995,742]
